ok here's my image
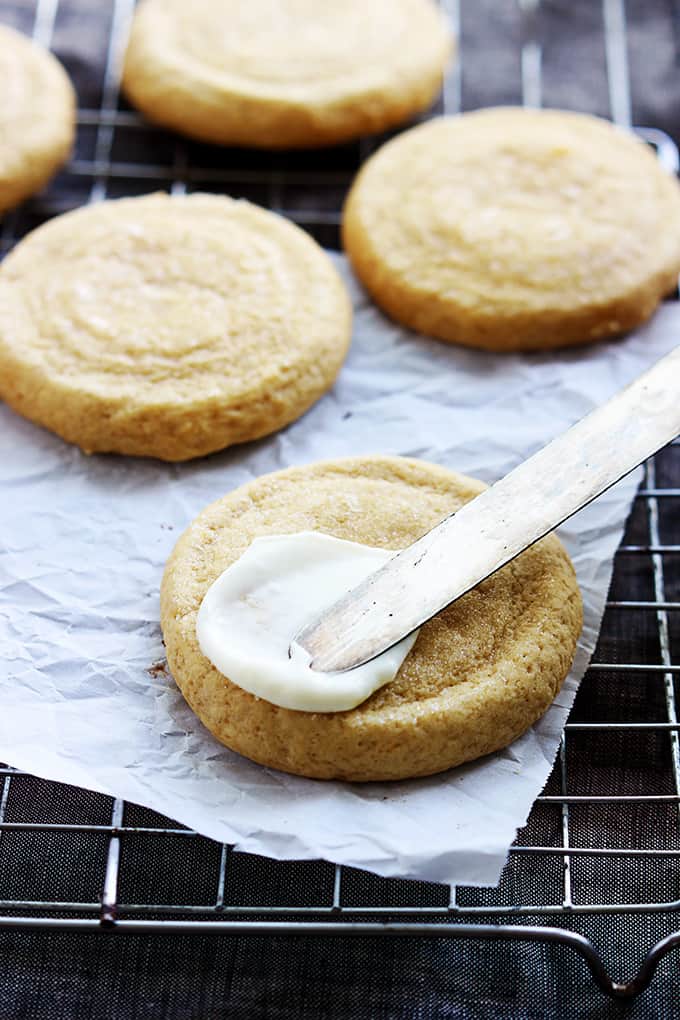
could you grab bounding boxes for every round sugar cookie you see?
[0,23,75,215]
[122,0,453,149]
[161,456,582,781]
[343,108,680,352]
[0,192,351,461]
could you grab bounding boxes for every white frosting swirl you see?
[196,532,417,712]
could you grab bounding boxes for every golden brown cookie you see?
[343,108,680,352]
[161,456,582,781]
[0,23,75,215]
[122,0,453,149]
[0,192,351,461]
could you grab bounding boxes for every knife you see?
[295,346,680,673]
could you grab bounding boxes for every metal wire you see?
[0,0,679,1001]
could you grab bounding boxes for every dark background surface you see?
[1,0,680,1016]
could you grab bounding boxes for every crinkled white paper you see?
[0,255,676,887]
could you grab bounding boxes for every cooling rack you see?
[0,0,679,1005]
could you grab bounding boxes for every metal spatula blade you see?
[294,346,680,674]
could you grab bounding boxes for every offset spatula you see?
[295,346,680,674]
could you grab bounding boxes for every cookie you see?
[122,0,453,149]
[161,456,582,781]
[0,192,351,461]
[0,23,75,215]
[343,108,680,352]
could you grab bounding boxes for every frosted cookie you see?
[0,192,351,461]
[196,531,421,713]
[122,0,453,149]
[161,456,583,781]
[343,108,680,352]
[0,23,75,215]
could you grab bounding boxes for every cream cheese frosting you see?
[196,531,418,712]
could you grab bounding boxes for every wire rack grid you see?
[0,0,679,1004]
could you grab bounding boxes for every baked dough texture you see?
[0,23,75,214]
[122,0,453,149]
[161,456,583,781]
[343,108,680,352]
[0,192,351,461]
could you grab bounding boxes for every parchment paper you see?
[0,256,676,887]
